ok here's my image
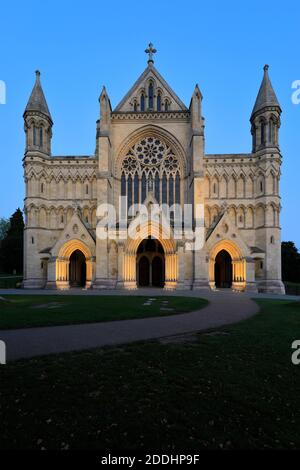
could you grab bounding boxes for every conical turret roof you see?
[251,65,280,118]
[24,70,52,121]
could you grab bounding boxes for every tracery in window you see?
[121,137,182,210]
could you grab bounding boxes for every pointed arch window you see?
[157,92,161,111]
[133,100,138,112]
[33,126,37,146]
[260,121,265,145]
[164,100,169,111]
[148,82,154,110]
[269,119,275,144]
[140,93,145,112]
[39,127,43,147]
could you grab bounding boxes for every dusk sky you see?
[0,0,299,246]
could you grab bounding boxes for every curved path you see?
[0,289,261,362]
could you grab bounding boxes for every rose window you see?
[121,136,182,208]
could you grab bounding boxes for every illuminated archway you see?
[214,250,232,288]
[123,221,177,290]
[137,238,165,287]
[56,239,93,289]
[209,239,246,291]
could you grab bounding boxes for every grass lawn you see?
[0,295,208,329]
[0,299,300,450]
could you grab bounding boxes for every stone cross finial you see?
[145,43,157,64]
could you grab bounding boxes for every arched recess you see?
[209,239,246,291]
[122,221,177,290]
[56,239,93,289]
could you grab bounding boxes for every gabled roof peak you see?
[24,70,52,121]
[251,64,280,118]
[114,62,187,112]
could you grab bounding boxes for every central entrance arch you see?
[137,237,165,287]
[69,249,86,287]
[214,249,232,288]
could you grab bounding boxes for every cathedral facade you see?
[23,45,285,293]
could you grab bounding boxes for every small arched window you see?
[86,184,89,195]
[33,126,37,146]
[165,100,169,111]
[148,82,154,109]
[269,120,275,144]
[140,94,145,112]
[260,180,264,193]
[260,121,265,145]
[41,183,44,193]
[133,100,138,112]
[31,236,34,244]
[157,92,161,111]
[213,183,217,194]
[61,215,64,223]
[270,235,275,244]
[39,127,43,147]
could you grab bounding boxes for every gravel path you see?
[0,289,262,362]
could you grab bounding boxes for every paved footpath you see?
[0,289,297,362]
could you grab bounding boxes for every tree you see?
[0,208,24,274]
[0,217,10,241]
[281,241,300,283]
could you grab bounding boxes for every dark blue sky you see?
[0,0,299,246]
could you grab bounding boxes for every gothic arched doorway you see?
[214,249,232,288]
[137,237,165,287]
[69,249,86,287]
